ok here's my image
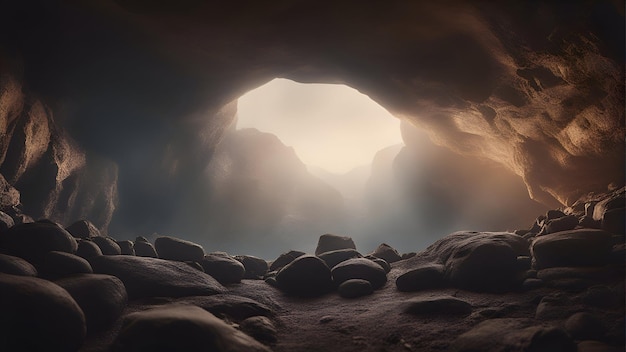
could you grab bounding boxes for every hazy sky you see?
[237,78,403,174]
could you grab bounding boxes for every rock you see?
[592,191,625,221]
[370,257,391,273]
[546,209,567,220]
[65,220,101,239]
[0,253,37,276]
[40,251,93,279]
[0,273,86,352]
[536,266,612,282]
[134,240,158,258]
[582,285,619,308]
[154,236,205,262]
[92,236,122,255]
[117,240,135,255]
[331,258,387,289]
[531,229,613,269]
[541,215,579,235]
[112,305,271,352]
[269,250,306,271]
[338,279,373,298]
[577,340,622,352]
[403,295,472,316]
[239,316,277,343]
[451,318,576,352]
[200,254,246,284]
[401,252,416,260]
[235,255,269,279]
[535,294,578,320]
[564,312,605,340]
[0,210,14,233]
[275,255,333,296]
[76,239,103,259]
[396,264,445,292]
[369,243,402,263]
[89,255,226,299]
[317,248,362,269]
[55,274,128,332]
[602,208,625,235]
[315,233,356,255]
[423,231,529,292]
[0,222,78,265]
[175,294,274,321]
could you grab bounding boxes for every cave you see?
[0,1,624,351]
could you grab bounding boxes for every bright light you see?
[236,78,403,174]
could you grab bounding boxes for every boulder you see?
[111,305,271,352]
[315,233,356,255]
[269,250,306,271]
[235,255,269,279]
[541,215,579,235]
[92,236,122,255]
[451,318,576,352]
[154,236,205,262]
[338,279,373,298]
[369,243,402,263]
[396,264,445,292]
[317,248,362,269]
[65,220,101,239]
[0,222,77,265]
[75,239,103,259]
[134,240,158,258]
[40,251,93,279]
[331,258,387,289]
[0,253,37,276]
[564,312,605,341]
[531,229,613,269]
[0,273,86,352]
[276,255,333,296]
[117,240,135,255]
[370,257,391,273]
[200,254,246,284]
[55,274,128,332]
[403,295,472,316]
[89,255,226,299]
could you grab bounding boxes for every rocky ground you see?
[0,188,624,352]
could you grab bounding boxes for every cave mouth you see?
[236,78,404,175]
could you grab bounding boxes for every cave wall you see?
[0,0,623,233]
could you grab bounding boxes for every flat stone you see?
[531,229,613,269]
[0,273,86,351]
[89,255,226,299]
[154,236,205,262]
[55,273,128,332]
[112,305,270,352]
[403,295,472,316]
[0,253,37,276]
[331,257,387,289]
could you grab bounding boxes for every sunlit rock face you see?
[0,1,623,232]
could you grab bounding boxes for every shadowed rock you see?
[112,305,271,352]
[76,239,103,259]
[315,234,356,255]
[396,264,445,292]
[269,250,306,271]
[89,255,226,299]
[276,255,333,297]
[134,238,158,258]
[154,236,205,262]
[531,229,613,269]
[65,220,101,239]
[0,253,37,276]
[92,236,122,255]
[0,210,15,233]
[331,257,387,289]
[0,273,86,352]
[0,222,77,265]
[235,255,269,279]
[317,248,362,269]
[117,240,135,255]
[404,295,472,316]
[369,243,402,263]
[200,254,246,284]
[175,294,274,321]
[41,251,93,279]
[338,279,373,299]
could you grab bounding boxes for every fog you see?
[174,79,549,259]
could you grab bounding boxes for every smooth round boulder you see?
[134,240,158,258]
[396,264,445,292]
[0,222,78,265]
[112,305,271,352]
[276,255,333,296]
[0,253,37,276]
[76,239,103,259]
[0,273,86,352]
[317,248,362,269]
[65,220,101,239]
[269,250,306,271]
[55,274,128,332]
[117,240,135,255]
[331,257,387,289]
[92,236,122,255]
[235,255,269,279]
[315,233,356,255]
[154,236,205,262]
[338,279,373,298]
[531,229,613,269]
[200,254,245,284]
[40,251,93,279]
[89,255,226,299]
[370,243,402,263]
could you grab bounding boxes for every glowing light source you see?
[236,78,402,174]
